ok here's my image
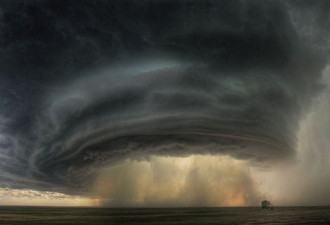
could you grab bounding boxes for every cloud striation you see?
[0,0,330,201]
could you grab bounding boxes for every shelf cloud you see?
[0,0,329,205]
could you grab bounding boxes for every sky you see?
[0,0,330,207]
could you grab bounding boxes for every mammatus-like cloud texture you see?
[0,0,330,199]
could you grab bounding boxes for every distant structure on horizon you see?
[261,200,273,209]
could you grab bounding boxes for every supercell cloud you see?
[0,0,330,201]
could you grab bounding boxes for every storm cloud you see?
[1,0,330,201]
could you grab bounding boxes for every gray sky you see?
[0,0,330,206]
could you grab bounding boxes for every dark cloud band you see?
[0,0,329,194]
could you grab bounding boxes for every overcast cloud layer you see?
[1,0,330,198]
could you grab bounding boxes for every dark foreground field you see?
[1,206,330,225]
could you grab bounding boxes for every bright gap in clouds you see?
[0,188,99,206]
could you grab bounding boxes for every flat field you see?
[1,206,330,224]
